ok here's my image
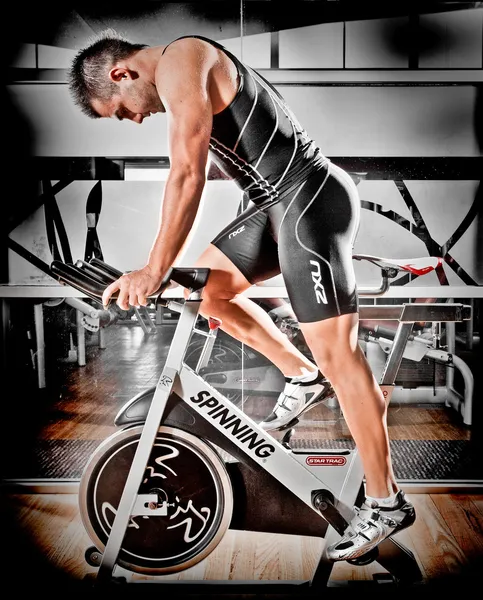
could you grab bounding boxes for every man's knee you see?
[182,268,247,313]
[314,345,354,377]
[182,274,230,304]
[300,313,360,378]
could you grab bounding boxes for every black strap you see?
[84,181,104,261]
[393,181,448,285]
[42,179,73,264]
[394,180,480,286]
[7,178,74,236]
[361,181,480,288]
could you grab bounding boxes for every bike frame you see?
[94,282,471,585]
[95,291,361,582]
[48,256,471,587]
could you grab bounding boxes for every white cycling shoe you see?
[326,490,416,562]
[259,370,329,431]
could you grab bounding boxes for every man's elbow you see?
[168,167,206,197]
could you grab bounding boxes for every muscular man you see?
[68,30,415,560]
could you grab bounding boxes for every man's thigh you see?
[193,243,253,296]
[209,201,281,286]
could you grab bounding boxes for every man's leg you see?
[189,243,317,378]
[299,311,396,499]
[299,312,416,561]
[189,246,414,561]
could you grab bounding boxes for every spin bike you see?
[50,254,471,590]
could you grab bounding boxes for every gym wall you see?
[5,4,483,290]
[7,83,479,158]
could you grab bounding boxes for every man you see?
[68,29,415,561]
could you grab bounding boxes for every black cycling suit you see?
[163,36,360,323]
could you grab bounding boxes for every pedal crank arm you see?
[312,490,349,535]
[312,490,381,566]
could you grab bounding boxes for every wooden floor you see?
[12,321,475,444]
[2,318,482,593]
[2,491,482,594]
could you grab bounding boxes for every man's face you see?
[92,77,164,123]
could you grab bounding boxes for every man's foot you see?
[259,370,329,431]
[326,490,416,561]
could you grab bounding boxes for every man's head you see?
[69,29,162,123]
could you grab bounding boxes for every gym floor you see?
[2,309,480,481]
[1,490,482,594]
[1,310,482,593]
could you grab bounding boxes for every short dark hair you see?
[68,28,147,118]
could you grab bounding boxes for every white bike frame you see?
[94,286,471,586]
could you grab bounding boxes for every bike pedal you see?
[347,547,379,566]
[280,423,298,448]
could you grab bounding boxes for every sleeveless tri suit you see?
[163,36,360,322]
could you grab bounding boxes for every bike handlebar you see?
[50,259,211,306]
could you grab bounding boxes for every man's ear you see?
[109,67,134,83]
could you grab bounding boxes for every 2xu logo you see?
[306,455,347,466]
[229,225,245,239]
[309,260,328,305]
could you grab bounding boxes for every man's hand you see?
[102,265,165,310]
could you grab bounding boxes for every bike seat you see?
[353,254,443,276]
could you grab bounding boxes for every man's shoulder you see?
[158,36,221,77]
[155,36,220,94]
[163,35,217,55]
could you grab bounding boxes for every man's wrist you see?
[146,262,167,278]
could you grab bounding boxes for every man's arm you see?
[103,39,215,309]
[147,39,214,276]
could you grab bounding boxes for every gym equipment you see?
[50,254,471,590]
[359,321,474,426]
[97,255,472,423]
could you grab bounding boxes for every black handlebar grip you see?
[89,257,123,279]
[75,259,119,286]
